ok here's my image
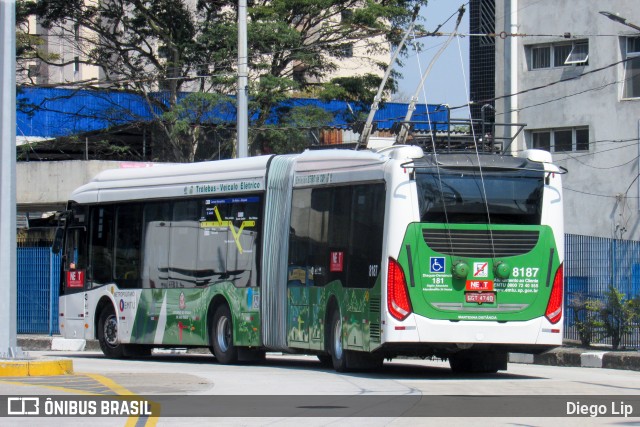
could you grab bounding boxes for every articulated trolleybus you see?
[56,145,564,373]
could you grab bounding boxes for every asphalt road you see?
[2,351,640,426]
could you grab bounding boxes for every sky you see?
[394,1,470,113]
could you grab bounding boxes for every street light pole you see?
[237,0,249,158]
[599,11,640,32]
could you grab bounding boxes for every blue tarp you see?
[17,87,448,138]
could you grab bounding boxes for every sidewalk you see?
[15,334,640,371]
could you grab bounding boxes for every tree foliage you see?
[25,0,427,161]
[599,285,640,350]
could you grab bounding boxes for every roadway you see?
[1,351,639,426]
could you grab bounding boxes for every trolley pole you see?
[0,0,19,357]
[236,0,249,158]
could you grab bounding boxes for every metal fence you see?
[17,247,60,334]
[564,234,640,348]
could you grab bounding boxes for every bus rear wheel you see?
[329,310,347,372]
[211,305,238,364]
[98,307,124,359]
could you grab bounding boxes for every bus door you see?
[61,224,88,339]
[287,188,316,349]
[287,266,311,347]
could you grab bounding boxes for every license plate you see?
[465,292,495,304]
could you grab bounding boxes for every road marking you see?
[0,373,158,427]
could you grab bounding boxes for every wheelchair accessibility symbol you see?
[430,257,446,273]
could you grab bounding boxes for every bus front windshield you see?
[416,169,544,225]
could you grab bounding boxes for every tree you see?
[28,0,427,161]
[252,104,334,154]
[599,285,640,350]
[568,293,603,347]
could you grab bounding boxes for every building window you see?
[292,64,306,85]
[532,132,550,151]
[531,46,551,69]
[339,43,354,58]
[531,127,589,153]
[566,42,589,64]
[624,36,640,99]
[529,40,589,70]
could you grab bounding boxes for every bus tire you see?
[98,307,124,359]
[211,305,238,364]
[329,310,347,372]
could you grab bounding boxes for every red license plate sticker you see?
[465,292,495,304]
[465,280,494,291]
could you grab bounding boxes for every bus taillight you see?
[545,263,564,324]
[388,257,412,321]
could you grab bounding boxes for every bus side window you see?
[61,206,88,293]
[89,206,115,286]
[114,204,143,288]
[347,184,385,288]
[64,228,87,271]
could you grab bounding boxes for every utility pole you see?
[0,0,19,357]
[236,0,249,158]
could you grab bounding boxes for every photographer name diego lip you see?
[567,401,634,417]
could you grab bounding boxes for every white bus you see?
[56,146,564,372]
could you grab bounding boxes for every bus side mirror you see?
[52,228,63,254]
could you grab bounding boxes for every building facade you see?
[481,0,640,240]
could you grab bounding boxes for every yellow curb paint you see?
[0,359,73,377]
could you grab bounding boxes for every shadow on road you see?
[38,351,544,381]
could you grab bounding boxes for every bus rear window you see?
[416,169,544,225]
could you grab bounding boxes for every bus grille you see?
[369,322,381,342]
[369,296,381,342]
[422,229,540,257]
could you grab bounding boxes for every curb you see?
[18,335,101,352]
[510,347,640,371]
[0,358,74,377]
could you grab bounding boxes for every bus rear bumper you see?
[383,314,563,348]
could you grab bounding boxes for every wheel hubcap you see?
[104,314,118,347]
[333,317,343,360]
[217,316,231,353]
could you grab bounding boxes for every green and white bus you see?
[56,146,564,372]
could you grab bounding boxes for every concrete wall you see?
[495,0,640,240]
[16,161,150,223]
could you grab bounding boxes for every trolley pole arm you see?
[395,5,465,145]
[357,5,422,149]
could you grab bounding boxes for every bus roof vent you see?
[520,149,553,164]
[378,145,425,160]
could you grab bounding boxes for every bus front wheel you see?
[98,308,124,359]
[211,305,238,364]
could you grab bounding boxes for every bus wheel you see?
[329,310,347,372]
[211,305,238,364]
[98,308,124,359]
